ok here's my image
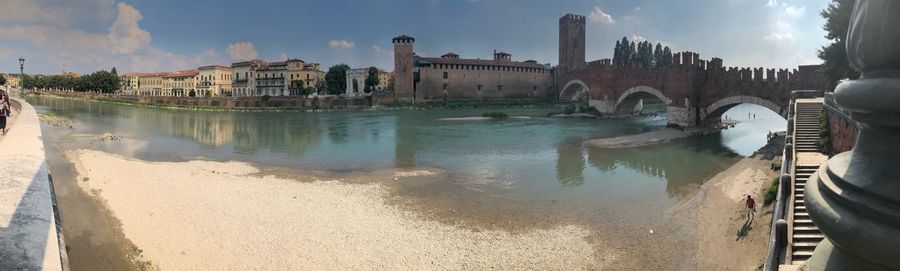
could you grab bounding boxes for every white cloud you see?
[0,2,224,74]
[784,5,806,17]
[589,7,615,24]
[329,40,355,50]
[107,3,151,54]
[227,41,258,61]
[279,53,288,60]
[766,0,778,7]
[764,31,794,41]
[631,35,647,43]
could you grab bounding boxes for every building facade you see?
[197,65,233,97]
[286,59,321,95]
[392,35,553,101]
[232,60,265,97]
[2,74,20,89]
[162,70,198,97]
[256,61,287,96]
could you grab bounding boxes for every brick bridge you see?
[556,14,828,127]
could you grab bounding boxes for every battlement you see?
[559,14,586,24]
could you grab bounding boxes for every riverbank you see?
[67,149,598,270]
[691,156,777,270]
[583,128,691,148]
[27,91,555,112]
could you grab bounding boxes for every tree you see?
[364,66,379,93]
[302,86,317,96]
[663,46,673,67]
[817,0,858,88]
[653,43,663,68]
[0,75,6,87]
[613,40,622,67]
[324,64,350,95]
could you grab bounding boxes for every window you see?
[477,85,482,91]
[443,84,448,90]
[443,72,448,79]
[497,85,503,91]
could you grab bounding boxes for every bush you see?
[260,95,272,103]
[205,90,212,97]
[563,104,576,114]
[579,106,601,116]
[302,87,317,96]
[481,112,509,119]
[763,176,779,205]
[771,161,782,171]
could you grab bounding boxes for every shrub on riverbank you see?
[563,104,576,114]
[763,176,779,205]
[481,112,509,119]
[384,98,552,109]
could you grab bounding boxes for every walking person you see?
[0,95,9,135]
[745,195,757,221]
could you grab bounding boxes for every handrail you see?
[763,98,794,271]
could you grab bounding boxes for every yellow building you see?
[2,74,20,90]
[163,70,198,97]
[286,59,321,95]
[197,65,232,96]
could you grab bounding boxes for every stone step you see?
[793,249,815,257]
[793,233,824,239]
[793,241,822,248]
[794,225,818,231]
[796,205,807,211]
[794,212,810,219]
[794,219,814,224]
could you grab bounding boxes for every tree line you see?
[23,68,121,93]
[612,37,673,69]
[323,64,381,95]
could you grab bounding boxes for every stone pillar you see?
[805,0,900,269]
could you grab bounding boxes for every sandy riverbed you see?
[68,149,598,270]
[584,128,692,148]
[692,156,777,270]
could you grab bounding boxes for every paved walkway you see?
[0,98,66,271]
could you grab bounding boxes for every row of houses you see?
[121,59,393,98]
[121,59,325,97]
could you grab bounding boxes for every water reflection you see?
[555,141,585,187]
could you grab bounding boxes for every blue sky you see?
[0,0,829,75]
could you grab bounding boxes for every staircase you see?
[793,103,823,152]
[788,101,826,264]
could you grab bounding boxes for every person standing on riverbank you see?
[0,94,9,135]
[745,195,756,221]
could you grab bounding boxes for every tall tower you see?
[392,35,415,101]
[558,14,585,75]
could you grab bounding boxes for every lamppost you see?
[804,0,900,269]
[18,57,25,90]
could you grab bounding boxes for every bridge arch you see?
[700,95,784,123]
[559,79,589,103]
[615,85,671,114]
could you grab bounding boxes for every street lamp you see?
[18,57,25,90]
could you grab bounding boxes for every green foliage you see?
[563,104,576,114]
[260,95,272,103]
[818,0,859,87]
[0,75,6,86]
[325,64,350,95]
[763,176,779,205]
[22,69,120,93]
[364,66,379,93]
[481,111,509,119]
[385,98,548,109]
[188,90,196,97]
[205,90,212,98]
[771,161,782,171]
[578,105,602,116]
[613,37,669,69]
[818,109,834,155]
[302,86,317,96]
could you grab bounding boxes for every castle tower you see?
[392,35,415,101]
[558,14,586,75]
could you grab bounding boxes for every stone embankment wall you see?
[824,93,858,154]
[37,91,372,109]
[0,98,66,270]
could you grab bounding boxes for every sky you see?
[0,0,830,75]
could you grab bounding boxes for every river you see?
[27,95,786,270]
